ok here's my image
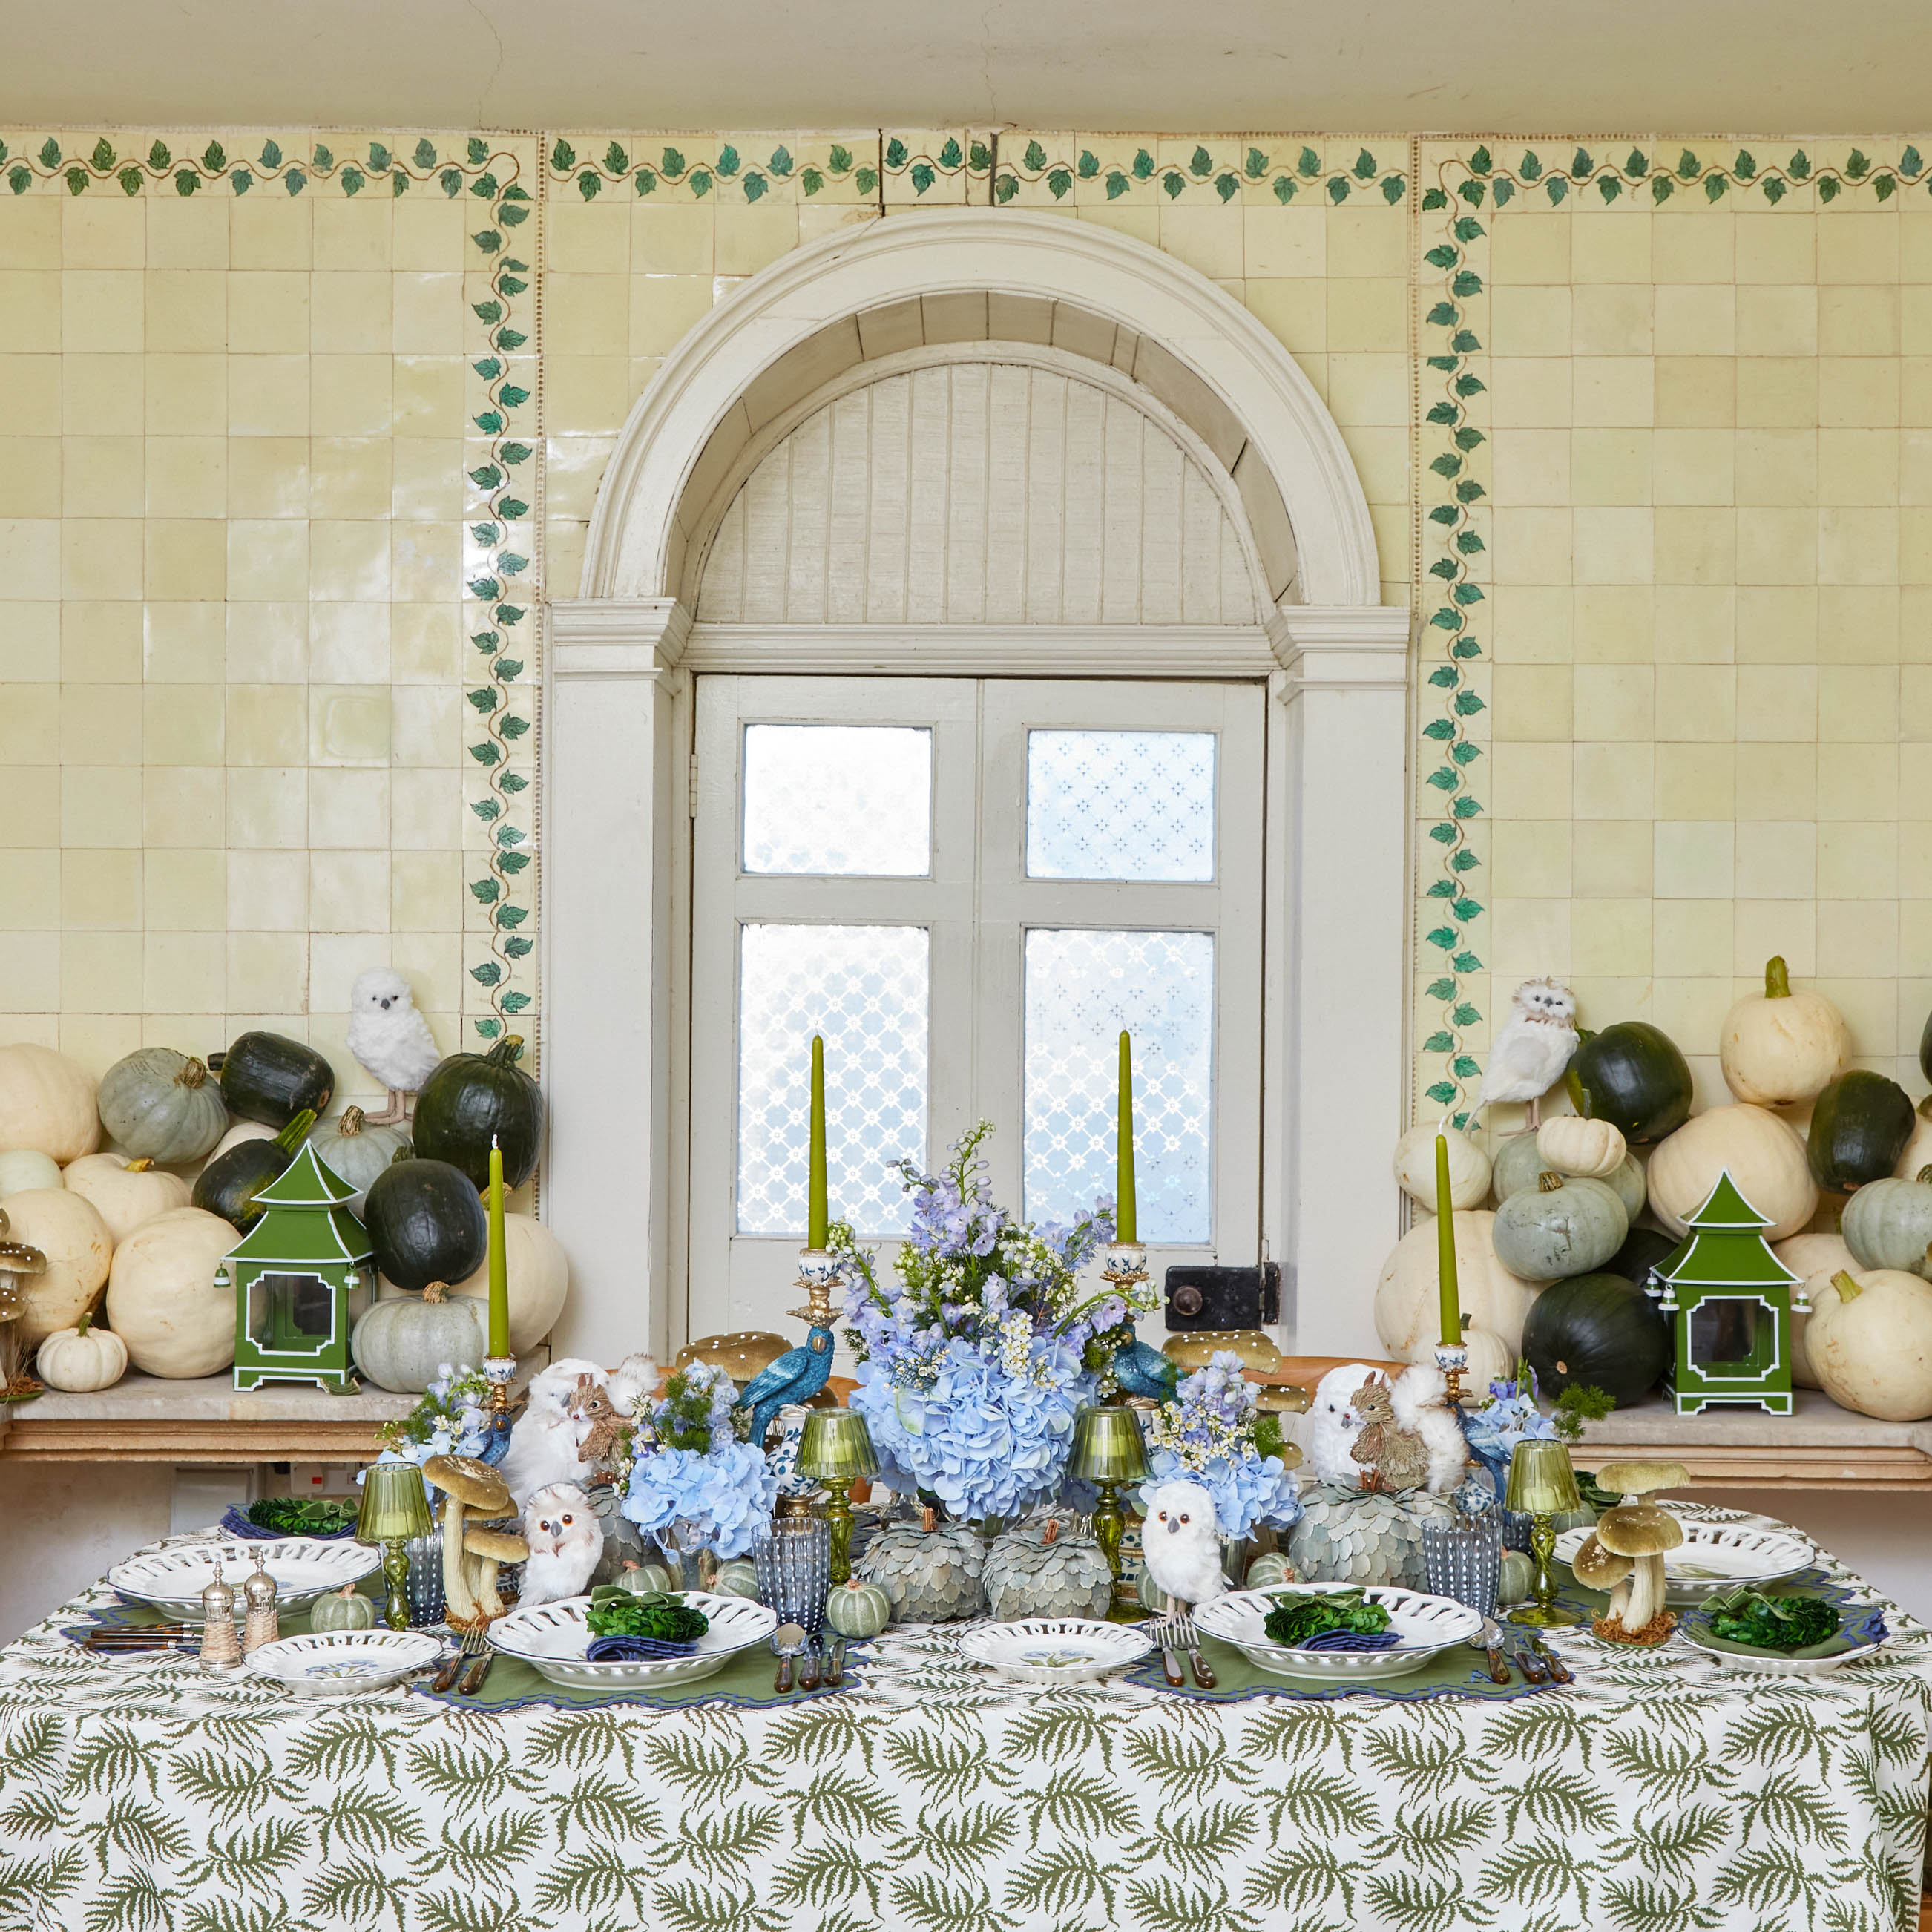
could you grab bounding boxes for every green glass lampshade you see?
[1505,1439,1581,1517]
[796,1407,881,1485]
[355,1461,434,1545]
[1068,1403,1151,1486]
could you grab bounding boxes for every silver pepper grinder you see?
[197,1557,242,1670]
[241,1549,280,1655]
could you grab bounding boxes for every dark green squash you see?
[215,1031,335,1128]
[1565,1022,1694,1144]
[364,1157,487,1293]
[1807,1069,1915,1195]
[410,1034,544,1191]
[1920,1005,1932,1090]
[1602,1224,1679,1291]
[190,1110,317,1234]
[1521,1269,1672,1408]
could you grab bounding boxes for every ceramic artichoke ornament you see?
[851,1508,985,1622]
[981,1517,1112,1621]
[1287,1482,1458,1591]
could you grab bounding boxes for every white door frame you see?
[542,211,1412,1365]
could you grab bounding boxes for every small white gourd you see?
[0,1150,62,1200]
[1391,1124,1491,1212]
[1535,1115,1627,1181]
[35,1310,128,1393]
[1719,956,1849,1108]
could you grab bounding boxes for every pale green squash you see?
[310,1584,377,1633]
[824,1577,891,1637]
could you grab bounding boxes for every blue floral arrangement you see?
[372,1363,493,1468]
[833,1123,1153,1522]
[621,1359,778,1559]
[1141,1350,1301,1538]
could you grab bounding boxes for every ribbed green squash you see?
[1490,1133,1545,1204]
[616,1561,682,1596]
[1520,1270,1672,1407]
[1808,1070,1915,1195]
[188,1110,315,1234]
[824,1577,891,1637]
[216,1031,335,1128]
[410,1035,544,1192]
[363,1158,487,1294]
[1843,1169,1932,1281]
[1492,1173,1627,1278]
[97,1048,228,1164]
[310,1586,377,1632]
[1245,1551,1296,1590]
[1566,1022,1695,1144]
[710,1558,761,1600]
[1601,1225,1679,1291]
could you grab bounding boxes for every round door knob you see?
[1171,1284,1203,1317]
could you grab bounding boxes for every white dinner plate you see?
[1556,1522,1812,1605]
[957,1618,1152,1685]
[486,1590,777,1690]
[243,1629,444,1697]
[108,1540,381,1624]
[1193,1583,1484,1683]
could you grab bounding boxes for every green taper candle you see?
[1117,1031,1137,1246]
[1436,1131,1461,1348]
[807,1034,828,1250]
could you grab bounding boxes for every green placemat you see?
[1123,1628,1560,1702]
[409,1638,870,1712]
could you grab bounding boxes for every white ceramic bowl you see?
[1556,1522,1812,1605]
[243,1629,444,1697]
[1194,1583,1484,1683]
[958,1618,1152,1685]
[486,1590,777,1690]
[108,1540,381,1624]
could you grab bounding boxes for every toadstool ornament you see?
[421,1452,513,1629]
[0,1209,48,1400]
[1569,1529,1635,1629]
[464,1528,529,1622]
[1588,1459,1689,1643]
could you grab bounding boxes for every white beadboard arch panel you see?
[695,347,1265,629]
[578,209,1381,611]
[545,208,1410,1368]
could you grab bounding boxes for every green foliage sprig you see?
[1261,1589,1393,1647]
[585,1586,711,1643]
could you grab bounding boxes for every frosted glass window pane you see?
[737,924,928,1236]
[1025,730,1215,881]
[743,725,932,875]
[1022,928,1213,1243]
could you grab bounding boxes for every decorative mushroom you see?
[1589,1459,1689,1642]
[464,1528,529,1621]
[421,1453,513,1629]
[1569,1529,1634,1628]
[0,1208,48,1400]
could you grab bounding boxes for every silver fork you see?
[1173,1614,1217,1690]
[433,1626,484,1693]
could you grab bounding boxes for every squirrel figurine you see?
[568,1374,630,1475]
[1348,1376,1434,1494]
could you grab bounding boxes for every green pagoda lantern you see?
[223,1145,372,1395]
[1646,1169,1805,1416]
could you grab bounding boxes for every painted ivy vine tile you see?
[549,132,884,205]
[990,134,1408,209]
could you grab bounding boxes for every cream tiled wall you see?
[7,128,1928,1128]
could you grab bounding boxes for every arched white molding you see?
[579,208,1381,611]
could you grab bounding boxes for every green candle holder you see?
[355,1461,436,1630]
[1505,1439,1583,1629]
[795,1407,880,1586]
[1068,1402,1151,1620]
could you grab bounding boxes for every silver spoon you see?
[772,1621,806,1693]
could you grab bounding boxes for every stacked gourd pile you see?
[1376,958,1932,1424]
[0,1030,564,1397]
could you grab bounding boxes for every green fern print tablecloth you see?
[2,1507,1929,1932]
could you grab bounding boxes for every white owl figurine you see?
[1139,1479,1227,1610]
[1471,977,1578,1130]
[519,1483,602,1606]
[345,967,444,1126]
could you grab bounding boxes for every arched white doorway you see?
[543,209,1411,1363]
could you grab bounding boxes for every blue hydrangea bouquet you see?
[622,1358,778,1560]
[1142,1350,1301,1537]
[832,1123,1154,1524]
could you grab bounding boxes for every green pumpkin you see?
[217,1031,335,1129]
[190,1109,316,1234]
[411,1034,545,1192]
[824,1577,892,1637]
[1490,1133,1546,1205]
[363,1157,487,1293]
[1567,1022,1695,1144]
[1492,1172,1628,1279]
[1843,1169,1932,1280]
[1809,1071,1916,1196]
[1499,1550,1534,1606]
[617,1561,681,1595]
[1245,1551,1296,1591]
[1603,1224,1678,1291]
[350,1283,484,1393]
[1520,1269,1672,1407]
[309,1108,412,1215]
[1604,1151,1646,1223]
[97,1048,228,1165]
[711,1558,761,1600]
[310,1584,377,1633]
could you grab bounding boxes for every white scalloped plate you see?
[486,1591,778,1689]
[958,1619,1152,1685]
[108,1540,381,1624]
[243,1629,444,1697]
[1194,1583,1484,1683]
[1556,1522,1812,1605]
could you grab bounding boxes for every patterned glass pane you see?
[1022,928,1214,1243]
[742,725,932,875]
[737,924,928,1235]
[1025,730,1216,881]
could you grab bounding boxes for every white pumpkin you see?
[1459,1326,1517,1393]
[1719,957,1849,1108]
[103,1206,240,1379]
[1646,1104,1817,1242]
[450,1212,569,1355]
[1535,1115,1627,1180]
[1392,1124,1491,1212]
[62,1154,191,1246]
[1806,1267,1932,1422]
[0,1149,62,1200]
[4,1188,113,1347]
[35,1314,128,1393]
[1375,1209,1548,1366]
[1894,1103,1932,1183]
[1772,1231,1857,1390]
[0,1044,99,1164]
